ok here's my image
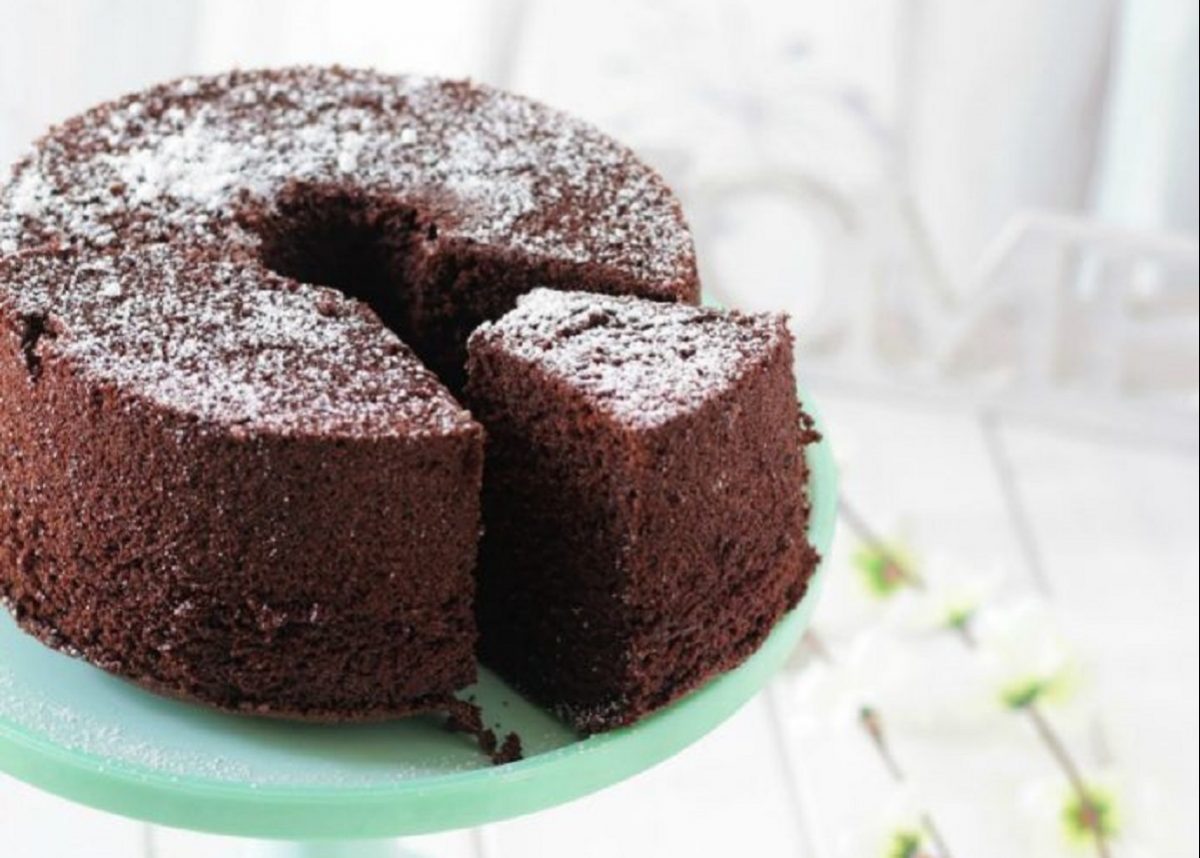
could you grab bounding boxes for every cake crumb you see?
[493,731,524,765]
[443,698,525,765]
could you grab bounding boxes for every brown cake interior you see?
[468,345,637,722]
[466,290,820,731]
[247,181,680,391]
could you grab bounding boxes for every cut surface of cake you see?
[466,289,820,731]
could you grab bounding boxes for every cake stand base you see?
[245,840,400,858]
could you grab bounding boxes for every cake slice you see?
[466,289,820,731]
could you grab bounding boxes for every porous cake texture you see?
[467,290,819,731]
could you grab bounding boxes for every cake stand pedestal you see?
[0,410,835,857]
[246,841,395,857]
[247,840,402,857]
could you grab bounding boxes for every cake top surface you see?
[0,67,694,292]
[0,67,699,436]
[1,246,475,438]
[470,289,789,429]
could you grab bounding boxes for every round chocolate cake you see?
[0,68,699,721]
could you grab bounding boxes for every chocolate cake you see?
[466,290,819,732]
[0,68,698,721]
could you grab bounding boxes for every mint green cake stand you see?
[0,403,835,858]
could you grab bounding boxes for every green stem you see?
[860,706,905,781]
[952,618,977,648]
[920,812,955,858]
[804,629,834,664]
[1025,703,1112,858]
[859,708,956,858]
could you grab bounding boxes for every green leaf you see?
[1000,677,1049,709]
[944,604,975,631]
[886,830,925,858]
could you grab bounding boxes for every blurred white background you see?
[0,1,1197,857]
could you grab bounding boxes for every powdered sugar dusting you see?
[3,248,474,437]
[7,166,51,217]
[473,289,787,428]
[104,111,253,208]
[0,68,694,288]
[0,69,695,429]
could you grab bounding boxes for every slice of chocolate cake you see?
[466,289,820,731]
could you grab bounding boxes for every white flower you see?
[1016,770,1188,858]
[787,627,917,729]
[882,549,1006,638]
[974,598,1084,713]
[832,787,934,858]
[810,512,921,635]
[786,621,994,734]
